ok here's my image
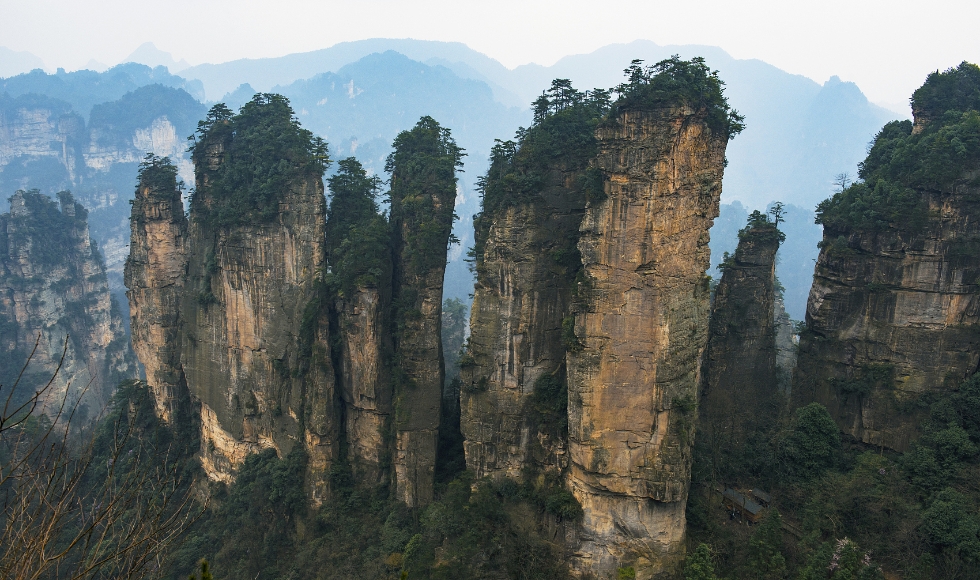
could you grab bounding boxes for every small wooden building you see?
[750,488,771,507]
[722,488,764,523]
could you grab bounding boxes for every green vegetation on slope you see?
[817,62,980,233]
[89,84,206,148]
[387,115,464,279]
[169,457,569,580]
[189,94,329,229]
[690,69,980,576]
[612,55,745,139]
[324,157,389,297]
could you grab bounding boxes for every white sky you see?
[2,0,978,108]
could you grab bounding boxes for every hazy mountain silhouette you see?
[0,46,46,78]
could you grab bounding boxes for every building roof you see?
[723,488,763,515]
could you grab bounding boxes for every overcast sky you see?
[2,0,978,110]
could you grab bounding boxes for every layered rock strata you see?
[0,189,135,418]
[566,107,728,578]
[794,186,980,451]
[699,219,781,456]
[795,68,980,452]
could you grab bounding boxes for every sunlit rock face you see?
[567,106,728,579]
[1,190,135,421]
[125,167,189,423]
[127,144,338,502]
[180,166,336,499]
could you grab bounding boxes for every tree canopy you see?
[188,93,329,229]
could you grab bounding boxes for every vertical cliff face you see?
[125,156,189,423]
[567,104,729,577]
[387,117,463,507]
[795,64,980,452]
[335,287,391,483]
[126,96,339,501]
[699,216,781,459]
[0,189,135,418]
[459,98,602,482]
[461,199,579,481]
[182,167,334,493]
[324,156,395,486]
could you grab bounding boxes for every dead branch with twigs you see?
[0,334,206,579]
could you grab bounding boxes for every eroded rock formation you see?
[387,117,463,507]
[795,64,980,451]
[125,157,189,423]
[566,105,729,578]
[0,189,135,418]
[699,216,782,458]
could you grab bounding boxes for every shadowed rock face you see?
[460,179,583,482]
[567,107,728,579]
[1,190,135,420]
[335,287,392,485]
[699,221,781,461]
[795,182,980,451]
[387,118,461,507]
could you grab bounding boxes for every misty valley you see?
[2,41,980,580]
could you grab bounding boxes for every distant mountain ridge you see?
[0,40,904,317]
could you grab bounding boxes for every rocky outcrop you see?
[795,66,980,452]
[126,97,339,501]
[125,157,189,423]
[0,189,135,419]
[699,218,781,457]
[387,117,463,507]
[460,177,583,482]
[795,189,980,450]
[180,167,336,498]
[566,106,728,578]
[0,97,84,181]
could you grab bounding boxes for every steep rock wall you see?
[387,118,461,507]
[180,174,337,496]
[699,221,781,457]
[567,107,728,578]
[794,185,980,451]
[460,187,582,481]
[125,163,189,423]
[335,287,392,484]
[0,190,135,418]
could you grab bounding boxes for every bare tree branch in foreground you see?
[0,334,205,579]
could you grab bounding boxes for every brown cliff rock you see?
[567,106,728,578]
[181,175,337,494]
[460,173,583,482]
[699,217,782,461]
[125,156,189,423]
[795,187,980,450]
[1,189,135,418]
[795,65,980,451]
[336,287,392,484]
